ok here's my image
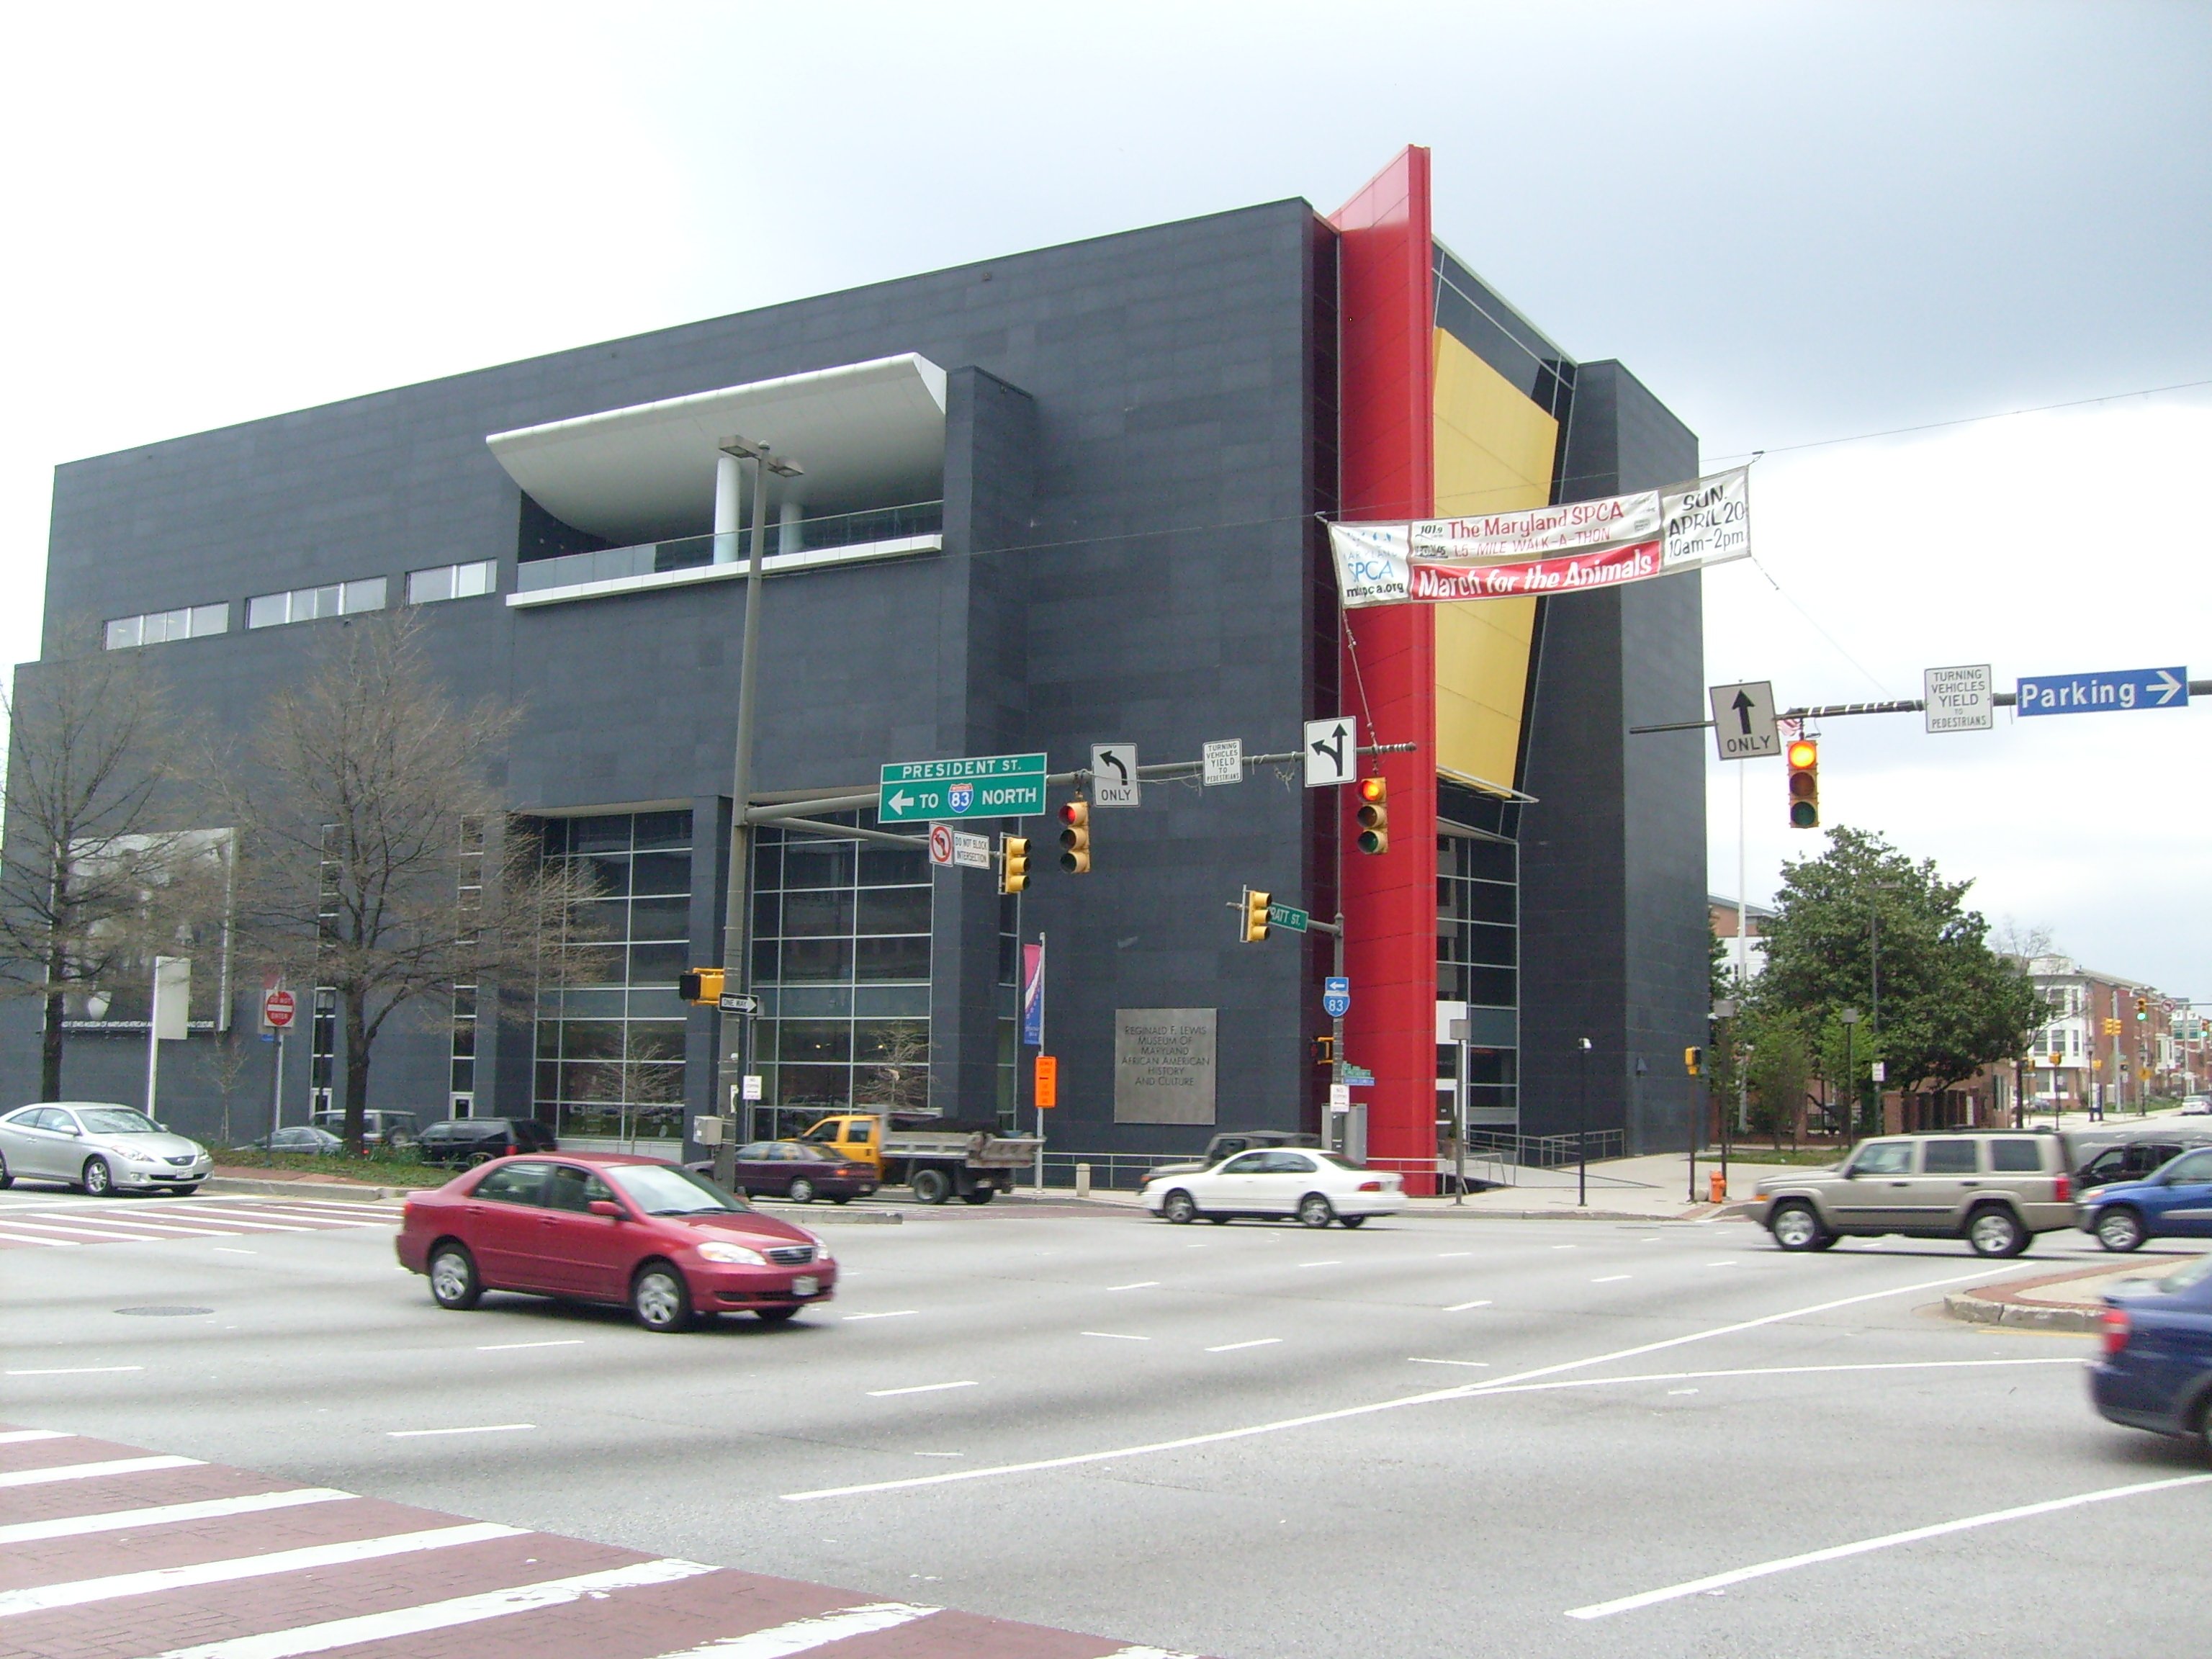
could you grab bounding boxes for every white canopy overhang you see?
[485,354,948,544]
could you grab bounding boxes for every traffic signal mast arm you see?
[1632,682,2212,734]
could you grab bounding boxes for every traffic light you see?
[678,968,725,1005]
[1354,778,1390,854]
[2104,1017,2122,1035]
[2136,995,2149,1022]
[1058,800,1092,873]
[1241,887,1271,943]
[1786,739,1819,828]
[1684,1045,1703,1076]
[999,834,1029,895]
[1312,1034,1335,1067]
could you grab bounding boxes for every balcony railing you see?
[516,500,943,594]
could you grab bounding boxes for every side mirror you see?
[588,1200,624,1220]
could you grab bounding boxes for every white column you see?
[778,498,803,556]
[714,453,743,565]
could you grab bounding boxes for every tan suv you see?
[1753,1132,2076,1258]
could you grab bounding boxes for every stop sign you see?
[263,988,296,1030]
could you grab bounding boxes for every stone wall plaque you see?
[1114,1007,1218,1125]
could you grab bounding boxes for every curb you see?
[1940,1259,2190,1333]
[201,1177,397,1202]
[750,1205,902,1226]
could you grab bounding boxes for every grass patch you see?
[213,1147,453,1187]
[1708,1147,1843,1166]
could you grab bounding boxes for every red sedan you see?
[395,1152,836,1331]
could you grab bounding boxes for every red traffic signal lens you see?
[1059,801,1089,827]
[1786,740,1817,769]
[1357,776,1387,803]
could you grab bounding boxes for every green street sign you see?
[1267,902,1309,933]
[879,752,1048,824]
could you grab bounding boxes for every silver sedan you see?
[0,1102,214,1196]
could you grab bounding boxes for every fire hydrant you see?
[1708,1169,1727,1204]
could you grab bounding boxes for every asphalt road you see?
[2,1185,2208,1658]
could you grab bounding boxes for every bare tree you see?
[855,1023,930,1116]
[206,614,606,1151]
[0,637,214,1099]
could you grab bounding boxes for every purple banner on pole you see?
[1022,943,1045,1048]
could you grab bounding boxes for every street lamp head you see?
[1839,1007,1862,1025]
[1576,1037,1593,1051]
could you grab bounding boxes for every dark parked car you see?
[1143,1130,1326,1182]
[2090,1248,2212,1453]
[413,1118,558,1169]
[395,1152,835,1331]
[245,1126,345,1154]
[687,1142,878,1204]
[2077,1147,2212,1252]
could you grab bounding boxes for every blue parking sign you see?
[1323,976,1351,1018]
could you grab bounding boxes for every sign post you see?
[261,974,290,1141]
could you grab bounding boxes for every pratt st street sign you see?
[879,752,1048,823]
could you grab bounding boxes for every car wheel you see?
[1809,1231,1840,1251]
[1161,1190,1198,1225]
[168,1185,199,1197]
[1297,1193,1335,1229]
[631,1262,693,1333]
[787,1177,817,1205]
[1207,1214,1231,1226]
[1339,1215,1367,1228]
[831,1195,853,1205]
[428,1244,482,1310]
[755,1306,800,1326]
[465,1151,495,1169]
[2095,1207,2147,1254]
[910,1168,952,1205]
[961,1187,995,1205]
[0,1151,12,1190]
[1770,1201,1825,1251]
[1966,1205,2028,1259]
[81,1158,114,1197]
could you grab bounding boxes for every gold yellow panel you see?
[1431,328,1557,791]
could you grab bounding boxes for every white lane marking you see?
[0,1455,199,1488]
[866,1381,977,1398]
[1436,1251,1473,1258]
[6,1365,144,1377]
[839,1310,918,1322]
[636,1599,940,1657]
[474,1340,584,1352]
[1297,1261,1342,1269]
[1408,1358,1490,1368]
[1550,1244,1577,1250]
[1107,1281,1160,1291]
[1668,1389,1698,1395]
[150,1556,717,1658]
[1472,1356,2083,1400]
[1205,1339,1282,1352]
[1706,1260,1738,1267]
[212,1247,257,1255]
[1444,1299,1493,1311]
[0,1487,353,1545]
[386,1424,534,1438]
[1096,1647,1205,1659]
[1565,1473,2212,1620]
[0,1429,70,1443]
[1082,1332,1151,1341]
[0,1521,521,1616]
[914,1452,963,1457]
[783,1267,2005,1501]
[0,1230,79,1247]
[1592,1275,1631,1284]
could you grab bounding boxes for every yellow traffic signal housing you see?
[1354,777,1389,854]
[1058,800,1092,873]
[999,834,1030,895]
[1241,887,1271,943]
[1683,1045,1703,1076]
[678,967,726,1005]
[1786,739,1819,828]
[2136,994,2149,1022]
[1312,1034,1335,1067]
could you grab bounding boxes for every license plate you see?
[791,1275,819,1297]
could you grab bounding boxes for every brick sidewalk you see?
[0,1425,1202,1658]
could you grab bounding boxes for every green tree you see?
[1744,1010,1811,1148]
[1756,827,2041,1104]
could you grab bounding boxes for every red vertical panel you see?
[1328,148,1438,1190]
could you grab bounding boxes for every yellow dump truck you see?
[797,1112,1043,1205]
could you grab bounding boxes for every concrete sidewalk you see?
[1943,1251,2202,1331]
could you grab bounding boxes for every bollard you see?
[1075,1162,1092,1198]
[1708,1168,1727,1205]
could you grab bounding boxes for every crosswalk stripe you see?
[0,1455,201,1488]
[0,1486,354,1545]
[0,1429,71,1444]
[640,1601,940,1657]
[0,1231,78,1247]
[0,1215,234,1238]
[149,1555,720,1659]
[0,1520,523,1617]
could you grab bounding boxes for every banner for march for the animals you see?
[1327,467,1750,607]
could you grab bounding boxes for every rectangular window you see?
[105,603,229,649]
[246,579,387,630]
[405,559,495,606]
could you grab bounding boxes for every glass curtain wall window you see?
[1437,832,1518,1129]
[534,811,692,1145]
[750,816,932,1139]
[247,578,387,629]
[406,559,496,605]
[105,605,228,649]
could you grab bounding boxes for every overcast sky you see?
[4,2,2207,988]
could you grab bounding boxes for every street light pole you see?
[1840,1006,1862,1143]
[1575,1037,1592,1208]
[713,439,801,1190]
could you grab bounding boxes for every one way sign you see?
[1303,716,1358,787]
[1708,680,1779,761]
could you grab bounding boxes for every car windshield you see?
[78,1107,161,1134]
[604,1162,749,1215]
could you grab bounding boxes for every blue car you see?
[2090,1249,2212,1454]
[2078,1146,2212,1253]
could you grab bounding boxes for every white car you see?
[2180,1096,2212,1116]
[0,1102,213,1196]
[1141,1147,1405,1228]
